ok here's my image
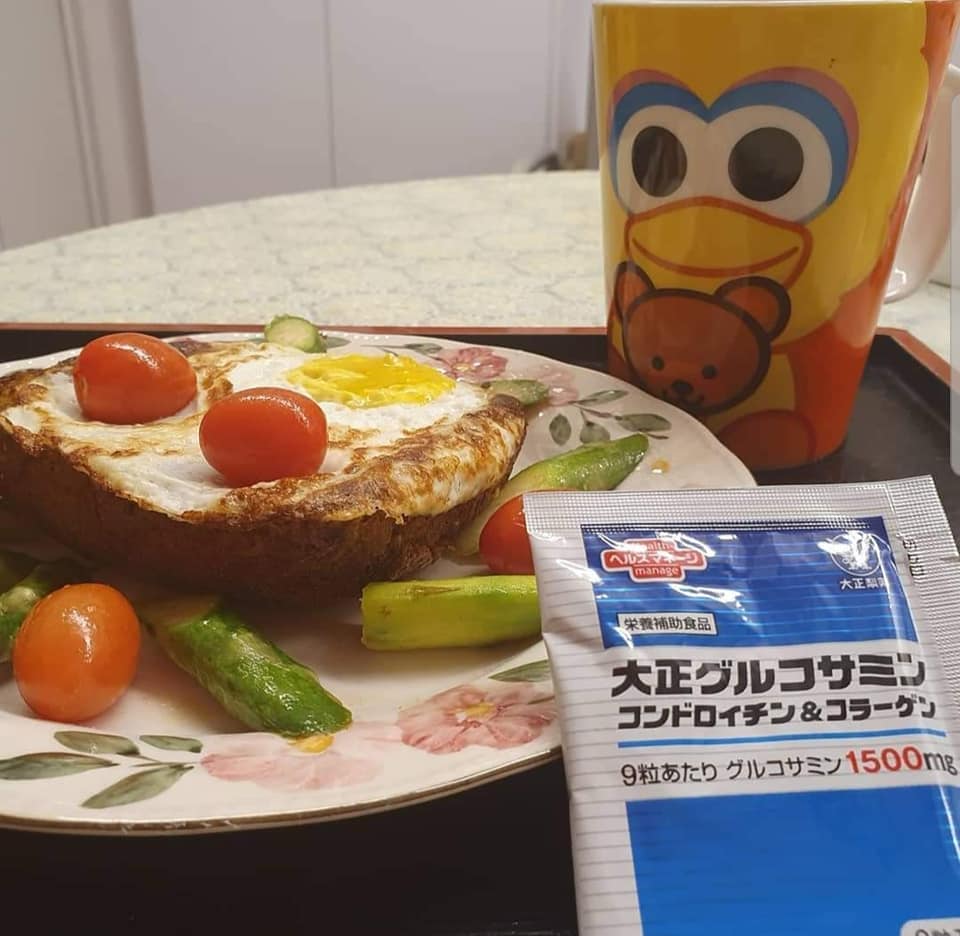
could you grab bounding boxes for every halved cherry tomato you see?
[479,494,535,574]
[13,583,141,723]
[73,333,197,424]
[199,387,328,486]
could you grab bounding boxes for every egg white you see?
[3,341,496,517]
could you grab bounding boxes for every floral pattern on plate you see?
[369,340,674,449]
[397,679,556,755]
[2,664,555,806]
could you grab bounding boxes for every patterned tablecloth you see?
[0,171,950,360]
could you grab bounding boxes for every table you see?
[0,173,955,935]
[0,172,951,361]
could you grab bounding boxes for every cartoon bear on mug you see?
[613,261,790,416]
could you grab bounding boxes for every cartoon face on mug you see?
[607,69,857,414]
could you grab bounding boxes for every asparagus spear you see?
[453,433,649,557]
[139,595,351,736]
[0,539,351,737]
[0,559,84,661]
[483,379,549,407]
[361,575,539,651]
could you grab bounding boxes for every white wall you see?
[553,0,593,163]
[327,0,554,186]
[130,0,592,213]
[0,0,149,249]
[0,0,593,242]
[0,0,90,248]
[131,0,335,213]
[0,0,590,249]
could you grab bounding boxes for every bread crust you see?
[0,342,527,604]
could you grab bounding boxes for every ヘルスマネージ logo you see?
[600,537,707,582]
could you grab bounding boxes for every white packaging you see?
[525,476,960,936]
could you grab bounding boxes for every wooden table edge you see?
[0,321,949,382]
[876,326,950,384]
[0,323,608,336]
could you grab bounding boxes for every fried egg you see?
[0,340,525,523]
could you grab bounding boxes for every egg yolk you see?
[286,353,455,408]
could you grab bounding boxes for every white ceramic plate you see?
[0,331,754,834]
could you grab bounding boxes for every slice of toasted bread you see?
[0,339,526,605]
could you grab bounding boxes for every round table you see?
[0,171,949,357]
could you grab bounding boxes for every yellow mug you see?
[594,0,960,470]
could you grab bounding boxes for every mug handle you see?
[885,64,960,302]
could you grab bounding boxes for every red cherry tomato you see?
[199,387,329,487]
[73,333,197,424]
[13,583,141,723]
[479,494,535,574]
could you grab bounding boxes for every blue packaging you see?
[525,477,960,936]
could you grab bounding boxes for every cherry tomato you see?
[479,494,535,574]
[13,583,141,723]
[199,387,328,486]
[73,333,197,424]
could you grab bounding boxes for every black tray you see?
[0,327,954,936]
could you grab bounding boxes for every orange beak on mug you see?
[624,197,812,292]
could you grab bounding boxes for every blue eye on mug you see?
[610,77,854,222]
